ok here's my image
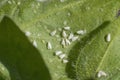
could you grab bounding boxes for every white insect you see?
[61,38,66,47]
[59,54,66,59]
[62,59,69,63]
[65,38,71,45]
[47,42,52,50]
[62,30,67,38]
[68,32,74,40]
[50,30,56,36]
[97,70,107,78]
[76,30,86,35]
[106,33,111,42]
[71,36,79,41]
[64,26,70,31]
[33,40,37,47]
[25,31,31,36]
[55,51,62,56]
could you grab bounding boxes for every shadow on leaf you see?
[0,16,51,80]
[65,21,110,80]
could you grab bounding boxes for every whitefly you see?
[47,42,52,50]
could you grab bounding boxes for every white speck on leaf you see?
[72,36,79,41]
[62,59,69,63]
[37,3,40,6]
[61,38,66,47]
[65,38,71,45]
[37,0,48,2]
[63,21,67,25]
[68,32,74,40]
[47,42,52,50]
[67,12,71,16]
[97,70,107,78]
[37,34,41,37]
[55,35,60,38]
[58,28,62,31]
[76,30,86,35]
[25,31,31,36]
[106,33,111,42]
[1,67,5,71]
[55,51,62,56]
[59,54,66,59]
[41,40,46,44]
[60,0,65,2]
[62,30,67,38]
[64,26,70,31]
[33,40,37,47]
[50,30,56,36]
[17,1,21,5]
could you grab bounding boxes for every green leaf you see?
[76,18,120,80]
[0,16,51,80]
[0,0,120,80]
[66,21,111,79]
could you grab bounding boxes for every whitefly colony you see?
[10,0,112,77]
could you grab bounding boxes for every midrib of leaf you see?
[96,22,120,72]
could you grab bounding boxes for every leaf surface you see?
[0,0,120,80]
[76,18,120,80]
